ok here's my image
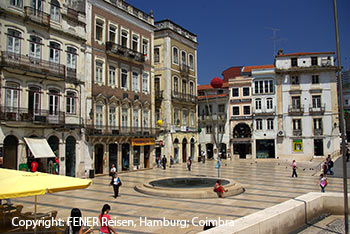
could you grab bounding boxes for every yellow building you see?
[154,20,198,163]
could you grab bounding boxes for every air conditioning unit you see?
[277,130,285,137]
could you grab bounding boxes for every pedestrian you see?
[346,150,350,162]
[187,157,192,171]
[214,179,228,198]
[328,159,334,175]
[66,208,91,234]
[291,160,298,177]
[31,160,38,172]
[202,151,206,163]
[99,204,117,234]
[156,155,161,168]
[110,173,122,198]
[326,154,331,163]
[170,156,174,168]
[319,173,327,192]
[54,156,59,174]
[161,155,167,170]
[322,160,328,175]
[109,164,117,178]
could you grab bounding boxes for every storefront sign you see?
[131,138,155,146]
[293,139,303,152]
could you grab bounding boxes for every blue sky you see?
[132,0,350,85]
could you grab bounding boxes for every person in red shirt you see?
[99,204,117,234]
[31,160,38,172]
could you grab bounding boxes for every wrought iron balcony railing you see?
[106,41,145,63]
[0,106,65,125]
[1,52,66,78]
[180,63,190,76]
[171,91,197,103]
[253,106,276,116]
[309,104,325,115]
[293,129,302,136]
[86,125,157,136]
[314,128,323,135]
[24,7,50,26]
[288,105,304,115]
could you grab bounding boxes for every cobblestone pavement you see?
[12,159,347,234]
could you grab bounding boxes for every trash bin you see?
[89,169,94,179]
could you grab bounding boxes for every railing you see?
[314,128,323,135]
[180,64,190,76]
[66,67,77,79]
[1,52,66,78]
[293,129,302,136]
[309,104,325,115]
[253,106,276,115]
[106,41,145,63]
[0,106,65,125]
[171,91,197,103]
[86,125,157,136]
[288,105,304,115]
[24,7,50,26]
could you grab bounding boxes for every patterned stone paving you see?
[11,159,346,234]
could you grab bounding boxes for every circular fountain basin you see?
[135,177,244,199]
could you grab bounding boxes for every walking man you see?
[161,155,167,170]
[111,173,121,198]
[291,160,298,177]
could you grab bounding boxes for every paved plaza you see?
[12,159,347,233]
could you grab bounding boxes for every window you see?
[32,0,43,10]
[312,75,319,84]
[255,98,262,110]
[291,58,298,67]
[182,80,187,94]
[293,119,302,130]
[259,81,263,93]
[133,108,139,128]
[95,61,103,83]
[121,30,128,47]
[173,77,179,93]
[109,25,117,43]
[121,68,128,89]
[154,47,160,63]
[7,29,21,54]
[291,76,299,85]
[132,34,139,51]
[346,100,349,105]
[311,57,318,66]
[48,89,59,116]
[67,47,77,71]
[243,106,250,115]
[142,39,148,57]
[293,139,303,152]
[314,118,322,130]
[206,125,212,134]
[143,110,149,128]
[256,119,262,130]
[182,110,188,125]
[109,107,116,127]
[109,66,116,86]
[190,112,194,126]
[29,35,41,60]
[243,87,250,96]
[10,0,23,8]
[181,51,186,66]
[266,98,273,109]
[218,104,225,113]
[66,91,76,115]
[312,95,321,108]
[269,80,274,93]
[232,88,239,97]
[121,108,128,127]
[49,42,60,64]
[218,125,225,133]
[232,107,239,115]
[28,86,40,114]
[5,82,19,112]
[254,80,274,94]
[189,82,194,96]
[95,19,104,41]
[189,54,194,70]
[95,105,103,127]
[132,71,139,92]
[292,96,301,108]
[142,72,149,93]
[174,109,179,125]
[50,2,60,22]
[267,119,274,130]
[173,47,179,64]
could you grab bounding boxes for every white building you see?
[275,52,340,160]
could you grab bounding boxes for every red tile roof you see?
[222,66,243,82]
[197,94,228,100]
[276,52,335,57]
[242,64,274,72]
[197,82,228,91]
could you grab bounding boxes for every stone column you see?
[117,144,122,172]
[140,145,144,169]
[59,138,65,175]
[130,144,134,170]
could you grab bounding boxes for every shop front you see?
[131,138,155,169]
[256,139,275,158]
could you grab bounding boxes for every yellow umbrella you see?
[0,168,92,220]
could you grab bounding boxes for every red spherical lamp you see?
[210,77,223,89]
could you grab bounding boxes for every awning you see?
[131,138,155,146]
[24,137,56,158]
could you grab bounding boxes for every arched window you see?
[66,91,77,115]
[7,29,21,54]
[49,41,60,64]
[189,82,194,96]
[48,89,60,115]
[182,79,187,94]
[95,104,103,128]
[172,47,179,64]
[143,109,149,128]
[50,0,60,22]
[173,77,179,94]
[188,54,194,70]
[181,51,186,66]
[29,35,42,60]
[5,82,20,112]
[67,47,77,71]
[28,86,41,114]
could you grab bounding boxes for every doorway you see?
[95,144,104,174]
[109,144,118,171]
[256,140,275,158]
[122,143,130,171]
[182,138,187,162]
[144,145,150,168]
[3,135,18,169]
[314,139,324,156]
[65,136,76,177]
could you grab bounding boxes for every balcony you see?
[180,64,190,77]
[309,104,325,115]
[171,91,197,103]
[293,129,302,136]
[1,52,66,79]
[314,128,323,136]
[253,106,276,116]
[0,106,65,125]
[106,41,145,64]
[86,125,157,137]
[24,7,50,27]
[288,105,304,115]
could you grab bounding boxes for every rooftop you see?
[242,64,274,73]
[155,19,197,43]
[276,52,335,58]
[197,82,229,91]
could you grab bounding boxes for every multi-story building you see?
[86,0,156,174]
[248,65,278,159]
[0,0,87,176]
[228,68,253,159]
[197,83,229,159]
[154,20,198,164]
[275,51,340,160]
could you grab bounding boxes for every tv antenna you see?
[266,27,287,56]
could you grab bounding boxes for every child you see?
[319,173,327,192]
[214,180,228,198]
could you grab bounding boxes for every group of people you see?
[322,155,334,175]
